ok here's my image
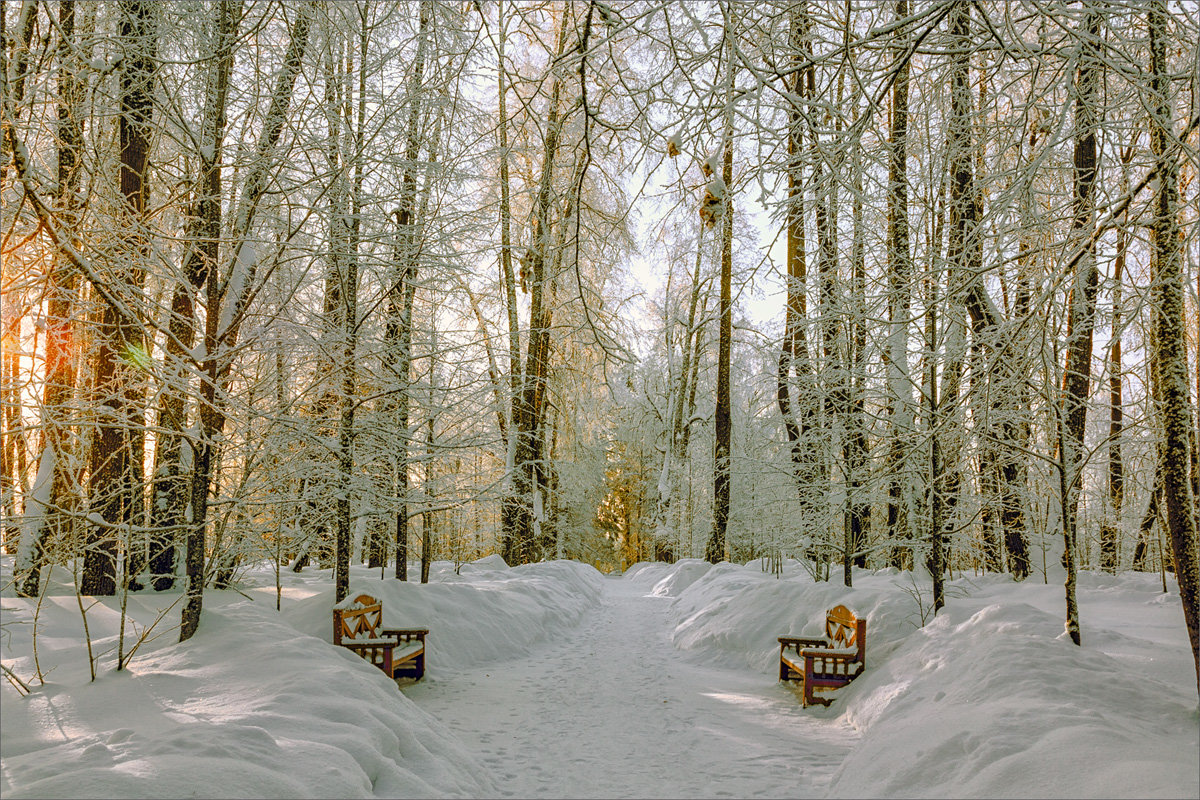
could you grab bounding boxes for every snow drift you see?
[3,553,1196,799]
[652,559,1199,799]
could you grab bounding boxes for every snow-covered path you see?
[406,573,858,799]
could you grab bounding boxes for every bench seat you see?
[333,594,427,681]
[778,605,865,707]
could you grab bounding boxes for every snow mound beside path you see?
[650,560,1199,799]
[278,558,604,670]
[1,557,604,798]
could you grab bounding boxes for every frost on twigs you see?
[701,151,721,177]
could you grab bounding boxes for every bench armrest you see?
[779,636,830,647]
[382,627,428,639]
[799,647,858,660]
[340,640,396,652]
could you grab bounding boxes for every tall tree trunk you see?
[322,9,362,605]
[1057,2,1102,646]
[494,0,522,561]
[934,0,980,611]
[706,10,735,565]
[1101,145,1133,574]
[83,0,157,596]
[511,8,571,565]
[181,1,315,641]
[18,0,86,596]
[385,2,429,580]
[885,0,913,569]
[1004,102,1046,581]
[777,5,819,562]
[0,1,37,557]
[846,86,868,580]
[146,0,237,593]
[1147,0,1200,695]
[422,307,438,585]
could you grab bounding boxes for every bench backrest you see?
[333,593,383,645]
[825,604,866,658]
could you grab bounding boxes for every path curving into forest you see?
[405,574,858,799]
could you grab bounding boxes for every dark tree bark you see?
[384,3,430,580]
[885,0,913,569]
[83,0,157,596]
[509,8,571,565]
[181,1,314,641]
[146,0,237,593]
[1057,2,1102,646]
[706,14,735,565]
[934,0,980,612]
[1148,0,1200,695]
[777,6,820,562]
[1101,145,1133,574]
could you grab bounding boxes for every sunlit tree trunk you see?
[18,0,87,596]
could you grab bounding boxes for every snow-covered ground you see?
[2,554,1197,798]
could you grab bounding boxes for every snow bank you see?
[275,559,604,670]
[1,556,603,798]
[623,557,713,598]
[650,559,1200,799]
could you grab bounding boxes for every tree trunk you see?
[706,12,735,565]
[1101,145,1133,573]
[181,1,314,641]
[321,10,363,605]
[384,3,430,580]
[495,0,522,561]
[146,0,237,593]
[18,0,87,596]
[1148,0,1200,695]
[846,86,868,579]
[511,9,572,565]
[776,6,820,562]
[885,0,913,569]
[83,0,157,596]
[1057,2,1102,646]
[934,0,979,611]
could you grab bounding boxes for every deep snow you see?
[2,554,1197,798]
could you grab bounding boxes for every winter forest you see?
[1,1,1198,797]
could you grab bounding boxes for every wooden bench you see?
[778,604,866,707]
[333,593,427,681]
